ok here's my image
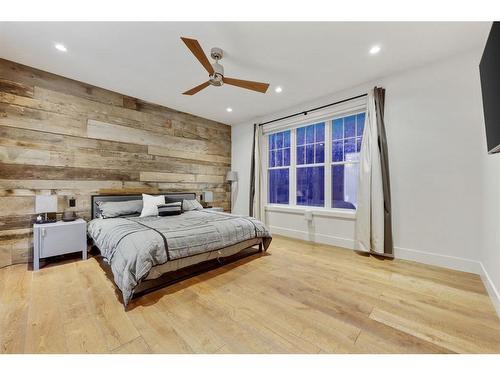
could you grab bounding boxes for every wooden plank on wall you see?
[0,79,34,98]
[140,172,195,183]
[148,145,231,165]
[87,119,227,156]
[0,102,86,137]
[0,57,232,267]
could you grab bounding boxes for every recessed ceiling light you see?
[369,45,381,55]
[226,107,233,113]
[275,86,283,93]
[54,43,67,52]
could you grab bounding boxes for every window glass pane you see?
[306,144,314,164]
[344,115,356,138]
[297,127,305,145]
[276,149,283,167]
[269,169,289,204]
[332,140,344,162]
[344,138,357,162]
[315,143,324,163]
[269,150,276,167]
[276,132,283,148]
[297,146,305,165]
[332,164,359,209]
[297,166,324,207]
[306,125,315,144]
[356,113,365,136]
[269,133,276,150]
[333,119,343,140]
[283,148,290,166]
[356,137,363,153]
[283,130,291,147]
[315,123,325,142]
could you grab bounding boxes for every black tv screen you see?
[480,22,500,154]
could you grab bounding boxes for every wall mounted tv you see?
[480,21,500,154]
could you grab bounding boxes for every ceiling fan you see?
[180,37,270,95]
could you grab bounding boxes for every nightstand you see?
[33,219,87,271]
[204,207,224,212]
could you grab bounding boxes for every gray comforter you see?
[87,210,272,305]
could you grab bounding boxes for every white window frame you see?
[263,97,367,218]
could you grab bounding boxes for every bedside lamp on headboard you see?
[35,195,58,224]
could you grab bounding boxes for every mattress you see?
[88,210,272,305]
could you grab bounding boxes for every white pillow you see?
[140,194,165,217]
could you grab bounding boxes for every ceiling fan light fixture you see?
[275,86,283,93]
[226,107,233,113]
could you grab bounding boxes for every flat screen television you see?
[480,21,500,154]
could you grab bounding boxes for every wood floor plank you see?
[112,336,152,354]
[1,235,499,353]
[25,267,67,353]
[0,264,31,353]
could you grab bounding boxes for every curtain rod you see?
[258,93,368,127]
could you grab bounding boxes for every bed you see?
[87,193,272,306]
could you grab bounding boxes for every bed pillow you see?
[97,199,143,218]
[182,199,204,211]
[140,194,165,217]
[157,202,183,216]
[164,196,184,206]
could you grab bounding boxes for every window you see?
[266,110,366,211]
[331,113,365,209]
[268,130,291,204]
[296,123,325,207]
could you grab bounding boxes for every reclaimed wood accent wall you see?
[0,58,231,267]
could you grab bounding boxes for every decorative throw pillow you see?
[182,199,204,211]
[140,194,165,217]
[157,202,182,216]
[97,200,143,218]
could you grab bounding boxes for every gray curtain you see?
[249,124,257,217]
[374,87,393,255]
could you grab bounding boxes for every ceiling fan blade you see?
[182,81,211,95]
[222,77,269,93]
[180,37,214,75]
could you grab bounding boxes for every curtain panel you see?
[355,87,393,256]
[250,124,265,221]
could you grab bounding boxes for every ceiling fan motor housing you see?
[209,60,224,86]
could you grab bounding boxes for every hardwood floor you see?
[1,235,499,354]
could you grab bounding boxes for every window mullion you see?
[325,119,332,209]
[290,128,297,206]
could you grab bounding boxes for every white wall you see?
[480,94,500,314]
[231,48,499,315]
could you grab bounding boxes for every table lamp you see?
[35,195,58,224]
[201,191,213,208]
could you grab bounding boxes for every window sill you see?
[265,204,356,220]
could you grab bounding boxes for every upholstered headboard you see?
[91,192,197,219]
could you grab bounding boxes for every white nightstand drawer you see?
[39,223,86,258]
[34,219,87,270]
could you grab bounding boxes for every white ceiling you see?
[0,22,491,125]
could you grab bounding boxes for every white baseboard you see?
[479,263,500,318]
[269,225,355,249]
[393,246,482,274]
[269,227,500,318]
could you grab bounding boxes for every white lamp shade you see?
[35,195,58,214]
[202,191,213,202]
[226,171,238,182]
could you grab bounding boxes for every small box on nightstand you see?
[33,218,87,270]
